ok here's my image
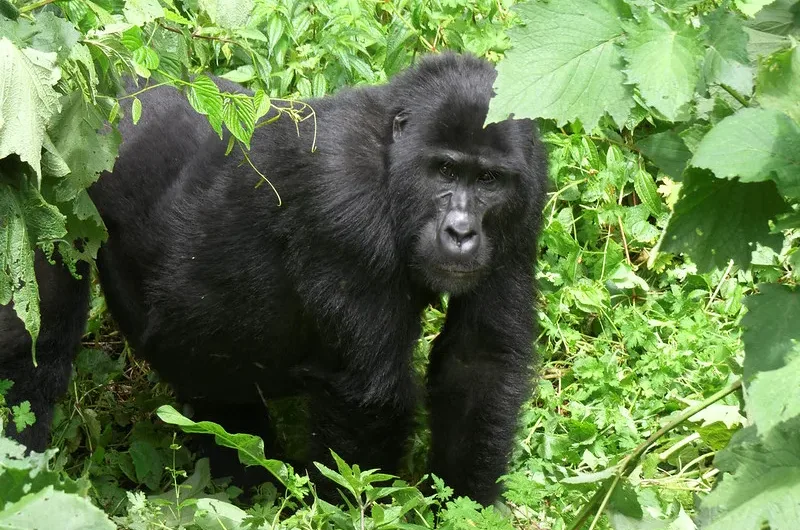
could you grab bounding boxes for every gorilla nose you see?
[441,224,480,258]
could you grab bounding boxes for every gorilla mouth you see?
[436,266,482,276]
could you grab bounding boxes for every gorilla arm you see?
[426,254,536,505]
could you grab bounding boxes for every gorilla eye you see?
[478,171,498,184]
[439,162,457,180]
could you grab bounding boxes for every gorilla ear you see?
[392,111,409,141]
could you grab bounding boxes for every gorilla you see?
[0,52,547,505]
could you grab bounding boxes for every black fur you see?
[0,53,547,505]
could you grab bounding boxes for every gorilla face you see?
[389,107,535,296]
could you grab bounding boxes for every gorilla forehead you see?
[390,53,528,156]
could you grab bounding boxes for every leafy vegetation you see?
[1,0,798,529]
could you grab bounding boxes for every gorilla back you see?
[4,53,547,505]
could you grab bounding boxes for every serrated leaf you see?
[755,44,800,122]
[622,12,704,121]
[702,9,754,96]
[123,0,164,25]
[199,0,254,28]
[736,0,780,17]
[45,91,122,203]
[0,486,114,529]
[699,424,800,529]
[0,181,67,359]
[633,167,664,216]
[692,108,800,197]
[132,46,159,70]
[187,76,223,136]
[741,283,800,379]
[637,130,692,180]
[745,0,800,35]
[0,38,61,179]
[486,0,633,130]
[31,12,80,61]
[660,171,787,270]
[131,97,142,124]
[747,352,800,437]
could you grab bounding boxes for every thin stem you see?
[567,379,743,530]
[720,83,749,107]
[19,0,56,13]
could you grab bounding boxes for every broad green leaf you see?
[735,0,779,17]
[743,26,792,59]
[692,108,800,197]
[0,38,61,179]
[123,0,164,25]
[755,45,800,122]
[745,0,800,35]
[702,9,754,96]
[0,436,84,507]
[660,171,786,270]
[622,12,704,121]
[156,405,291,486]
[46,91,122,203]
[741,283,800,379]
[187,76,224,137]
[198,0,254,28]
[31,12,80,61]
[132,97,142,124]
[637,130,692,180]
[0,181,67,359]
[0,486,114,529]
[747,352,800,437]
[486,0,633,130]
[700,424,800,529]
[194,498,249,530]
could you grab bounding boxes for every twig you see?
[720,83,750,107]
[567,379,743,530]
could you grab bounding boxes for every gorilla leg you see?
[0,250,90,451]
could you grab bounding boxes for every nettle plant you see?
[487,0,800,527]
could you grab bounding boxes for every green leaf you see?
[741,283,800,379]
[31,12,80,61]
[0,38,61,179]
[156,405,291,486]
[735,0,780,17]
[633,167,664,216]
[702,9,754,96]
[637,130,692,180]
[622,12,704,121]
[755,44,800,123]
[46,91,122,203]
[187,76,224,137]
[487,0,633,130]
[699,423,800,529]
[691,108,800,197]
[132,97,142,125]
[11,400,36,432]
[194,498,249,530]
[0,181,67,359]
[746,0,800,36]
[660,171,787,270]
[0,486,114,529]
[198,0,254,29]
[123,0,164,26]
[747,352,800,437]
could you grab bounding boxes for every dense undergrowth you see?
[2,0,799,528]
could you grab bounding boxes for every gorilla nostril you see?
[445,226,478,250]
[445,226,474,245]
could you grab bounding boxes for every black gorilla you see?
[0,53,547,505]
